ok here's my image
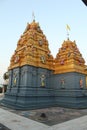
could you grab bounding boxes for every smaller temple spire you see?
[66,24,70,40]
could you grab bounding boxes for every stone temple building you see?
[2,19,87,109]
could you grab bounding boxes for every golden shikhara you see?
[54,39,86,74]
[9,20,54,70]
[9,20,87,75]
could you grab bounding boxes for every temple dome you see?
[23,20,42,34]
[30,20,39,29]
[62,39,76,47]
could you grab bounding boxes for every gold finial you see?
[66,24,70,40]
[32,12,35,22]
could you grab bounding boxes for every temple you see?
[2,19,87,109]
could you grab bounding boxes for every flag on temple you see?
[66,24,70,31]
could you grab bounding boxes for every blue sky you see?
[0,0,87,83]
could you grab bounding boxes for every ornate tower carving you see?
[54,39,86,74]
[9,20,54,70]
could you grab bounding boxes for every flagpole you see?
[66,24,70,40]
[32,11,35,22]
[67,29,69,40]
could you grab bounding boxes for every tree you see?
[3,72,9,80]
[3,72,9,92]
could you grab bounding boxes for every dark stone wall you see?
[52,72,87,108]
[51,72,86,90]
[2,65,87,109]
[2,65,54,109]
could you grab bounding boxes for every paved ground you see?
[1,101,87,126]
[1,93,87,130]
[1,107,87,130]
[4,107,87,126]
[0,107,49,130]
[0,123,11,130]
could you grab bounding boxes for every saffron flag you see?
[66,24,70,31]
